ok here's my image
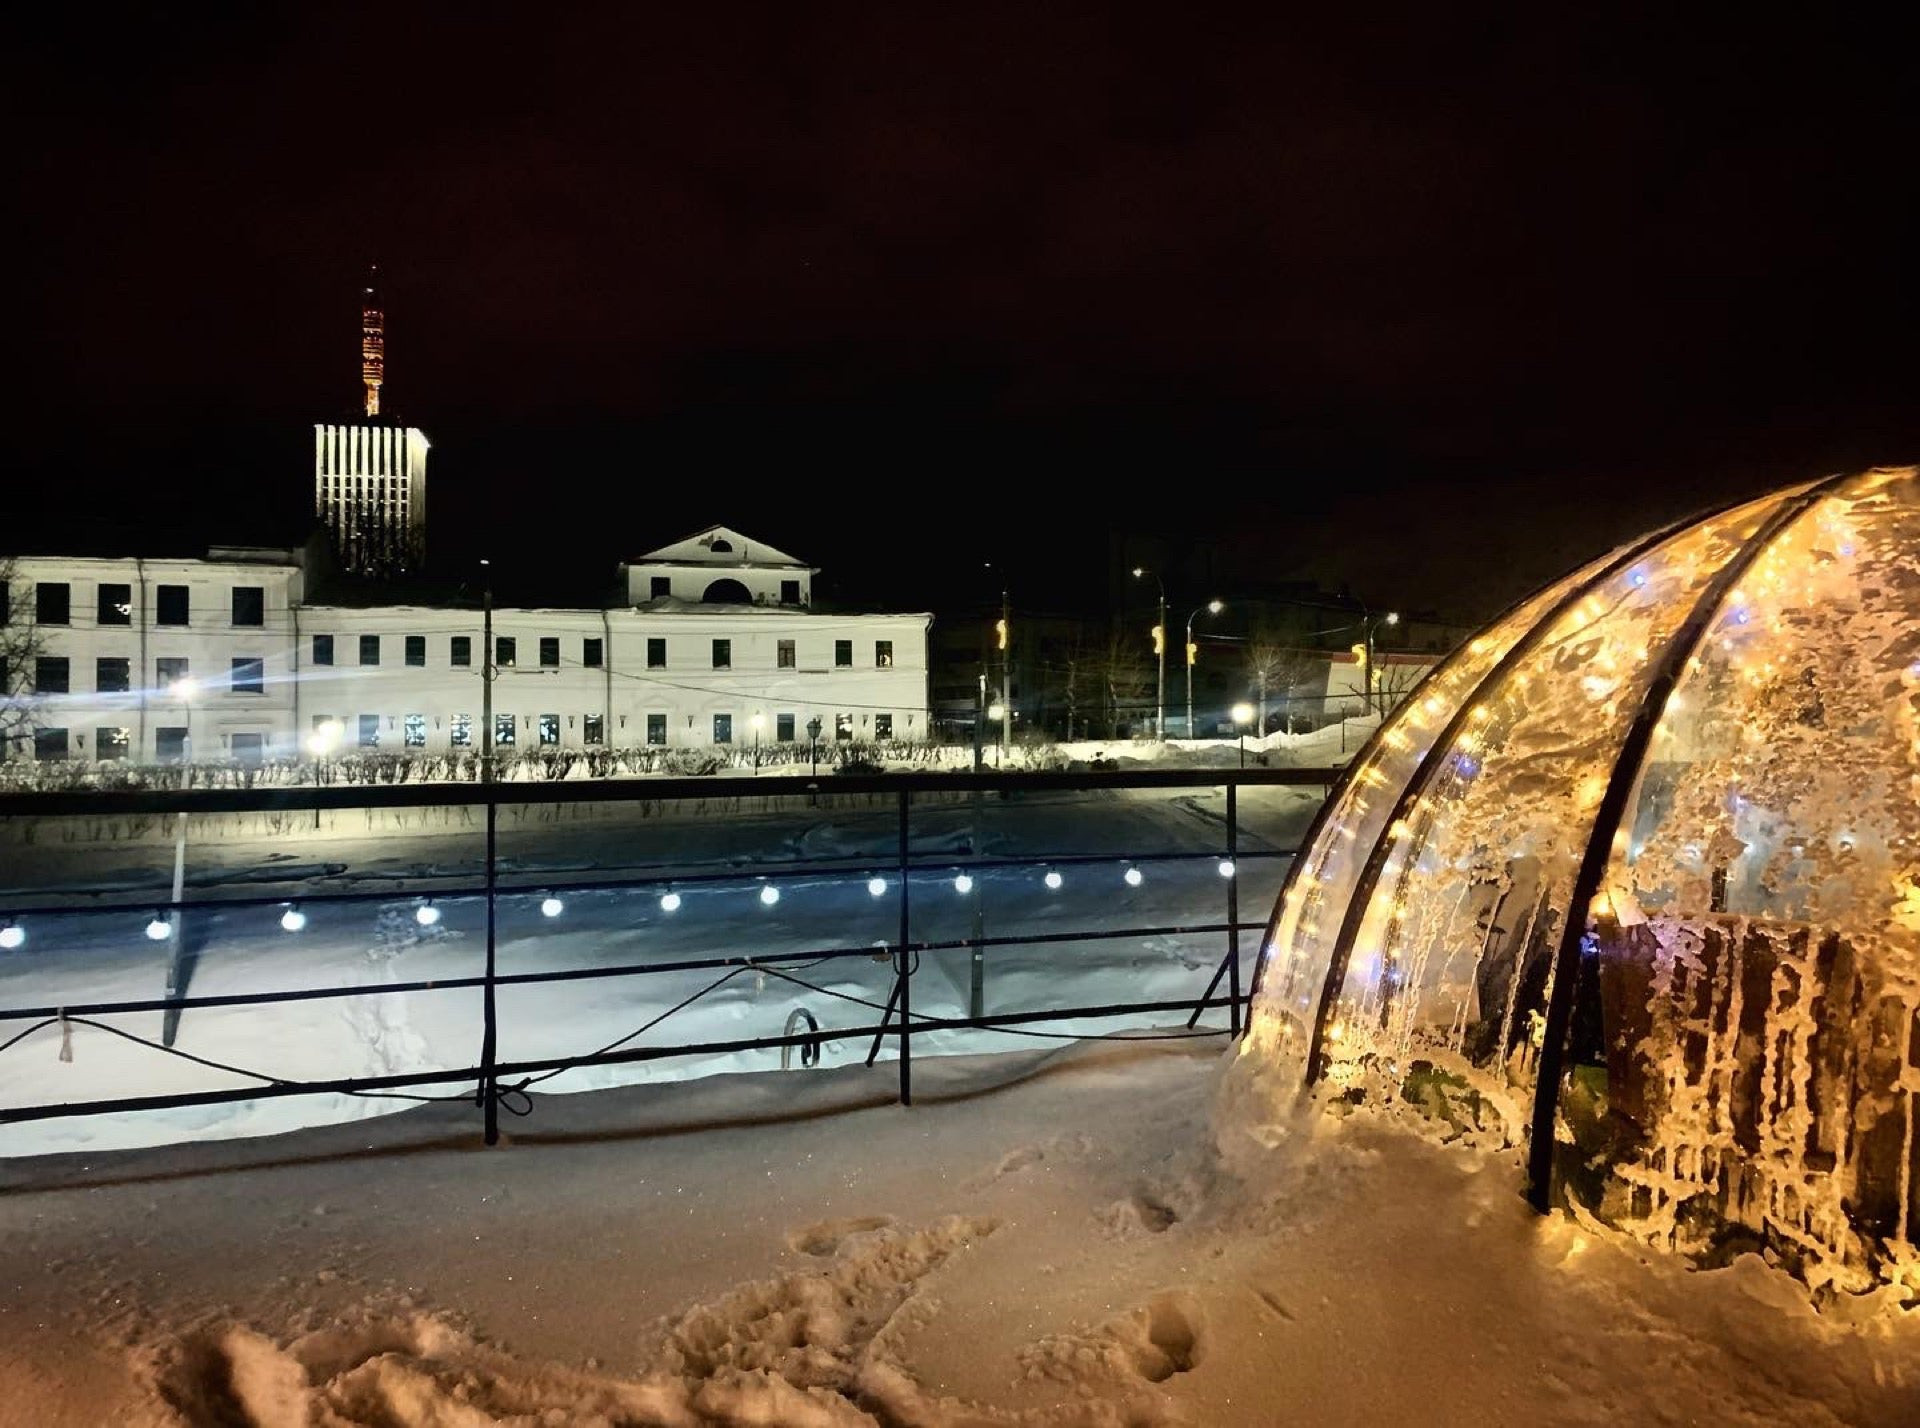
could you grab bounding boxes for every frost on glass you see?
[1574,470,1920,1293]
[1229,467,1920,1293]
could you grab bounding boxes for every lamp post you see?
[480,559,495,785]
[1184,599,1224,739]
[751,712,765,773]
[161,675,198,1047]
[1361,609,1400,717]
[1132,566,1167,740]
[807,715,822,778]
[1231,701,1254,768]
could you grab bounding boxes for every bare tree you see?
[1373,660,1428,715]
[1098,626,1152,737]
[0,558,43,760]
[1244,639,1321,735]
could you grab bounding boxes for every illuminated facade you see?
[314,422,429,578]
[1228,467,1920,1291]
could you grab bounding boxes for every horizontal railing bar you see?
[0,996,1245,1126]
[0,847,1298,921]
[0,919,1270,1022]
[0,766,1340,819]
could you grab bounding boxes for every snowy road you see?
[0,784,1323,1154]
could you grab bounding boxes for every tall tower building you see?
[317,268,429,578]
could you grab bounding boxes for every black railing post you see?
[1226,781,1242,1037]
[480,794,499,1145]
[897,787,912,1106]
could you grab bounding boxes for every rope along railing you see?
[0,768,1336,1145]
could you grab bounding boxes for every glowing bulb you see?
[1124,865,1144,887]
[759,884,781,906]
[146,914,173,941]
[867,876,887,898]
[279,905,307,933]
[659,891,682,913]
[415,902,441,927]
[1218,859,1236,879]
[540,895,564,918]
[954,872,974,894]
[0,922,22,951]
[1044,868,1064,890]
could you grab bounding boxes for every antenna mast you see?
[360,266,385,417]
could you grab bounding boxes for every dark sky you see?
[12,6,1917,620]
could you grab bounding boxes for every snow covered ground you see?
[1,786,1317,1155]
[3,1038,1915,1426]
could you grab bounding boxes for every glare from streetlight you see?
[1207,599,1224,614]
[171,677,200,701]
[1385,611,1401,625]
[987,702,1006,722]
[1231,702,1255,725]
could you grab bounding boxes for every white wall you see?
[2,554,305,761]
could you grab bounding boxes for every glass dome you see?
[1233,468,1920,1292]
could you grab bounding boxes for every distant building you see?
[313,420,429,579]
[0,525,929,765]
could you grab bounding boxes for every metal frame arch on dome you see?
[1243,548,1632,1019]
[1521,468,1862,1212]
[1295,489,1780,1089]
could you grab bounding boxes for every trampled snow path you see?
[2,1041,1916,1426]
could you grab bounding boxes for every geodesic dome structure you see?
[1238,468,1920,1292]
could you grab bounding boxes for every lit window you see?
[876,640,893,668]
[358,714,380,747]
[713,713,733,744]
[97,583,132,626]
[403,714,426,747]
[584,713,604,745]
[450,714,472,747]
[836,712,853,741]
[494,713,516,746]
[538,713,560,745]
[876,712,893,739]
[95,726,130,760]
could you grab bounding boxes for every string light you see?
[279,904,307,933]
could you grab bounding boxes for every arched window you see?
[708,538,733,553]
[702,578,752,604]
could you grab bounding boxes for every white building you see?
[313,421,429,579]
[1,526,930,765]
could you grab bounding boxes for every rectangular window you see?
[404,635,426,667]
[836,712,853,741]
[646,637,666,669]
[583,638,603,668]
[496,636,516,668]
[231,586,264,627]
[777,639,796,669]
[96,657,130,694]
[95,726,130,760]
[156,584,189,626]
[403,713,427,748]
[539,637,559,668]
[97,583,132,626]
[34,727,69,761]
[583,713,604,745]
[358,714,380,747]
[713,713,733,744]
[35,656,68,694]
[312,634,334,666]
[359,634,380,666]
[36,583,71,626]
[776,712,795,742]
[780,579,801,605]
[451,635,472,667]
[494,713,516,747]
[155,727,188,762]
[650,575,671,599]
[834,639,852,668]
[231,658,264,694]
[156,656,189,688]
[450,713,472,747]
[711,638,731,669]
[876,640,893,668]
[538,713,560,746]
[646,713,666,746]
[876,712,893,739]
[231,733,264,766]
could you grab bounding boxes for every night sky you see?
[13,7,1916,621]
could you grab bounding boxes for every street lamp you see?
[751,712,765,774]
[1361,609,1400,717]
[1132,566,1167,740]
[806,715,822,777]
[1185,599,1224,739]
[1231,701,1254,767]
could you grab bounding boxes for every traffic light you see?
[995,618,1008,651]
[1151,624,1164,656]
[1186,641,1198,667]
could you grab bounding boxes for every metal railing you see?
[0,768,1336,1148]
